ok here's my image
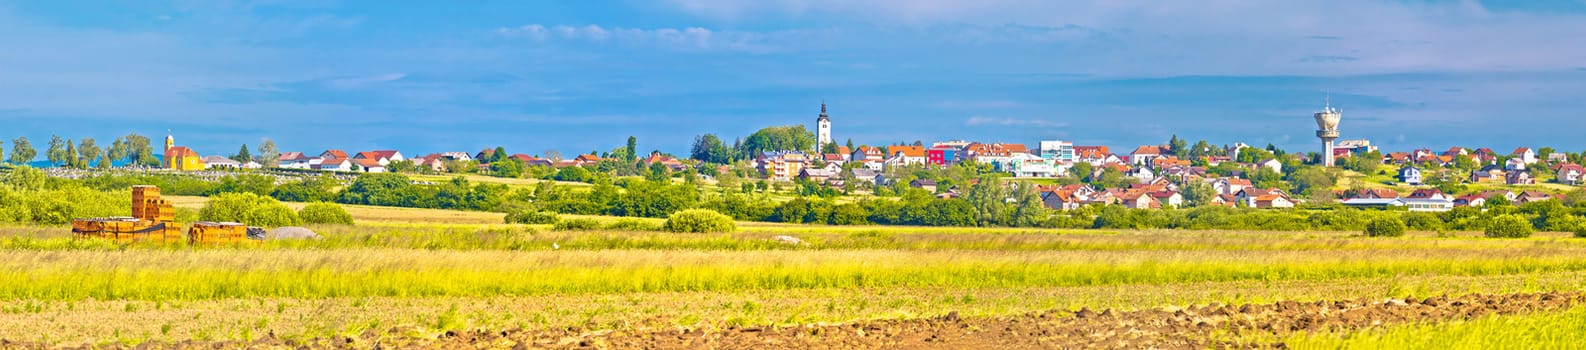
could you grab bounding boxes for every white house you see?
[1556,164,1585,185]
[352,158,387,173]
[1398,166,1423,185]
[315,158,352,172]
[1257,159,1283,174]
[1512,148,1537,165]
[278,152,312,169]
[1128,166,1156,182]
[203,155,241,169]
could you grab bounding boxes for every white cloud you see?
[966,116,1068,128]
[665,0,1586,76]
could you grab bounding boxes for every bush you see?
[1363,218,1406,237]
[1574,224,1586,238]
[664,209,736,233]
[201,192,297,226]
[553,218,601,231]
[242,204,302,228]
[505,210,559,225]
[298,202,354,225]
[604,219,661,231]
[1485,215,1534,238]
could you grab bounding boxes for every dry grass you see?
[164,195,506,225]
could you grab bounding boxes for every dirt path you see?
[18,291,1584,349]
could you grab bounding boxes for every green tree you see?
[256,138,280,167]
[737,125,816,158]
[691,134,729,164]
[232,144,252,163]
[1169,134,1188,158]
[1287,167,1336,196]
[9,137,37,164]
[1181,180,1218,207]
[77,138,102,168]
[45,135,67,166]
[490,158,526,178]
[646,162,671,182]
[1070,162,1094,182]
[492,146,508,163]
[625,136,638,163]
[664,209,736,233]
[554,166,591,183]
[64,139,80,168]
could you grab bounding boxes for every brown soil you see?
[15,291,1583,349]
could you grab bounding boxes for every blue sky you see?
[2,1,1586,160]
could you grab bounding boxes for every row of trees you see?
[0,133,282,169]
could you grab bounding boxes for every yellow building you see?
[164,134,205,171]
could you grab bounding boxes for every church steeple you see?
[815,101,832,147]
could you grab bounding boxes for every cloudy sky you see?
[2,0,1584,159]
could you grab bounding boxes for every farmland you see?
[1,200,1585,348]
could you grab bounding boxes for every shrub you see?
[198,191,301,227]
[1485,215,1534,238]
[299,202,354,225]
[553,218,601,231]
[505,210,559,225]
[1363,218,1406,237]
[1574,224,1586,238]
[604,219,661,231]
[664,209,736,233]
[242,204,302,228]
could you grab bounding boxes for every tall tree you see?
[118,133,158,167]
[739,125,815,157]
[690,134,727,164]
[845,138,855,152]
[46,135,68,166]
[493,146,508,163]
[78,138,101,168]
[544,149,563,162]
[10,137,37,165]
[625,136,638,163]
[1169,134,1189,158]
[65,140,80,168]
[232,144,252,163]
[256,138,280,167]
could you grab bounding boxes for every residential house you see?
[1398,166,1423,185]
[910,179,939,192]
[1386,152,1411,165]
[474,149,497,162]
[1555,164,1585,185]
[352,158,386,173]
[1130,146,1168,166]
[821,154,849,166]
[850,168,885,186]
[756,151,809,181]
[1342,198,1452,212]
[321,150,350,160]
[1213,178,1253,195]
[1075,146,1116,166]
[1118,191,1161,209]
[1209,194,1239,207]
[640,152,688,171]
[851,146,885,162]
[1512,148,1537,165]
[1237,188,1292,208]
[1127,166,1156,182]
[1505,158,1528,171]
[1149,191,1184,208]
[1407,189,1451,200]
[1159,165,1206,183]
[354,150,405,165]
[926,146,962,166]
[1478,190,1519,202]
[202,155,241,169]
[1471,165,1506,183]
[1352,188,1400,199]
[1256,159,1283,174]
[1516,191,1553,204]
[885,145,928,168]
[1505,170,1535,185]
[1453,195,1486,207]
[1547,153,1569,164]
[278,152,311,169]
[1040,190,1083,211]
[439,152,474,161]
[315,157,352,172]
[1038,140,1076,164]
[798,167,839,183]
[415,154,450,172]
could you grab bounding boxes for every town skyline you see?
[3,1,1586,156]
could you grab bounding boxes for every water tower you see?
[1314,98,1342,167]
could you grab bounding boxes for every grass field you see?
[2,201,1583,347]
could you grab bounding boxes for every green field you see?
[1,199,1585,347]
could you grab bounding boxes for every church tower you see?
[816,102,832,149]
[165,132,174,152]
